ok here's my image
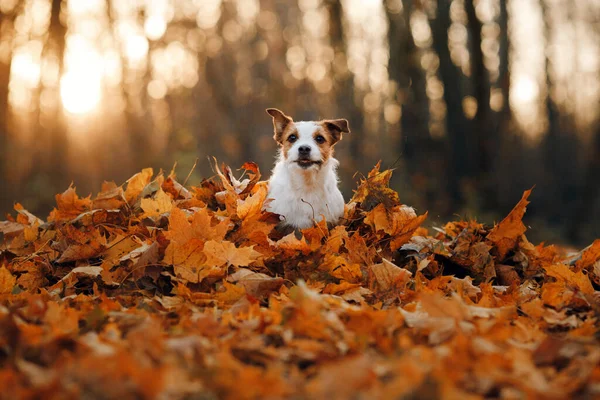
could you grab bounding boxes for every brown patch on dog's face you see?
[279,123,299,160]
[312,125,335,163]
[266,108,293,144]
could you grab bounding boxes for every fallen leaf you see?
[0,266,16,294]
[486,188,533,259]
[141,188,173,218]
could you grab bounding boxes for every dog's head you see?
[266,108,350,169]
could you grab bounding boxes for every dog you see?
[265,108,350,229]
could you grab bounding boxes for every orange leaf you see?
[544,264,594,295]
[125,168,153,203]
[48,185,92,223]
[140,188,173,218]
[575,239,600,271]
[203,240,262,268]
[486,188,533,259]
[369,259,412,291]
[0,266,16,294]
[350,162,400,210]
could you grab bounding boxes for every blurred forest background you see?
[0,0,599,245]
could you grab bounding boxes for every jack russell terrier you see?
[265,108,350,229]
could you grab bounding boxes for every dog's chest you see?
[267,166,344,228]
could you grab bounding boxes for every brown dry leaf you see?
[364,204,428,251]
[162,175,192,200]
[236,181,268,220]
[350,162,400,210]
[140,188,173,218]
[93,182,126,210]
[189,207,231,242]
[125,168,153,203]
[3,160,600,399]
[486,188,533,259]
[319,254,363,282]
[203,240,262,268]
[57,241,106,263]
[0,265,16,294]
[228,269,285,299]
[14,203,44,226]
[370,259,412,291]
[215,281,247,304]
[544,264,594,295]
[0,220,24,236]
[17,269,48,291]
[274,232,311,254]
[574,239,600,271]
[48,185,92,223]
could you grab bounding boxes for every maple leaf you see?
[574,239,600,274]
[17,269,48,292]
[14,203,44,226]
[228,269,285,299]
[203,240,261,268]
[215,281,247,304]
[486,188,533,259]
[369,259,412,291]
[48,185,92,223]
[319,254,362,282]
[0,265,16,294]
[364,204,428,250]
[236,181,268,220]
[350,162,400,211]
[162,175,192,200]
[140,188,173,218]
[541,264,594,309]
[125,168,153,203]
[92,182,126,210]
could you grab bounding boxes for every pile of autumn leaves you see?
[1,162,600,399]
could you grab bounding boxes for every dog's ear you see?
[266,108,293,144]
[323,119,350,144]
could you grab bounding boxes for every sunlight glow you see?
[144,16,167,41]
[125,35,149,62]
[60,72,101,114]
[512,75,538,105]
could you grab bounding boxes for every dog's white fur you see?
[266,115,347,229]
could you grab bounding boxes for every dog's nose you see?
[298,146,311,155]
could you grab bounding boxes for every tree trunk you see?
[47,0,68,186]
[465,0,496,209]
[430,0,470,207]
[498,0,510,117]
[0,9,17,212]
[325,0,364,172]
[386,0,430,173]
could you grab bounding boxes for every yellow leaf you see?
[141,188,173,218]
[125,168,153,203]
[236,181,269,220]
[215,281,246,304]
[203,240,261,268]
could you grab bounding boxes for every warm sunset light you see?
[512,75,539,105]
[60,71,101,114]
[2,0,600,396]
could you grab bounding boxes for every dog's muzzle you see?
[295,158,322,169]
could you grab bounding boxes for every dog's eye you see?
[315,135,326,144]
[287,134,297,143]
